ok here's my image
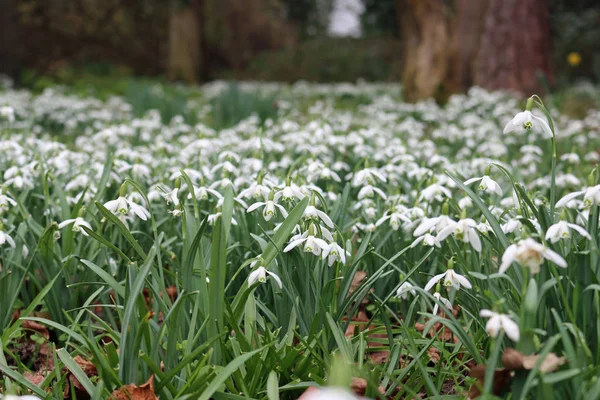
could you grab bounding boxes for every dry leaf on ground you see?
[111,375,158,400]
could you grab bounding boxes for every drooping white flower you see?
[458,196,473,209]
[555,185,600,208]
[413,215,456,237]
[247,198,288,221]
[0,106,15,122]
[419,183,452,202]
[479,309,520,342]
[499,238,567,274]
[207,212,238,226]
[0,395,43,400]
[376,210,410,231]
[104,196,150,221]
[303,205,334,228]
[503,110,553,138]
[299,387,360,400]
[276,183,305,201]
[163,187,180,206]
[58,217,92,236]
[424,269,472,292]
[351,168,386,187]
[545,221,591,243]
[436,218,482,252]
[432,292,452,315]
[410,234,440,248]
[464,175,503,196]
[0,193,17,213]
[357,184,387,200]
[396,282,416,300]
[187,185,222,201]
[321,241,349,266]
[248,266,282,289]
[284,233,329,256]
[0,229,16,248]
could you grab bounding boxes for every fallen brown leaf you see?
[501,348,567,373]
[111,375,158,400]
[24,371,45,386]
[22,320,50,340]
[468,364,513,399]
[351,377,367,396]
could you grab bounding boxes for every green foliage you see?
[209,82,279,129]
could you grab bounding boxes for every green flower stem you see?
[550,136,557,223]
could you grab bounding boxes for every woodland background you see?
[0,0,599,101]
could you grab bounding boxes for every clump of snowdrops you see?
[0,80,599,399]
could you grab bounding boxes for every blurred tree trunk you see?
[399,0,552,101]
[0,0,20,85]
[475,0,554,93]
[399,0,452,102]
[167,1,202,83]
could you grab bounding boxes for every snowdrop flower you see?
[321,241,349,266]
[284,229,329,256]
[458,196,473,209]
[0,106,15,122]
[419,183,452,202]
[0,192,17,212]
[188,185,222,201]
[58,217,92,236]
[432,291,452,315]
[163,187,180,206]
[410,234,440,248]
[556,185,600,208]
[238,181,270,200]
[503,110,553,138]
[104,195,150,221]
[248,266,282,289]
[207,211,238,226]
[351,167,386,186]
[0,395,42,400]
[424,269,472,292]
[545,221,591,243]
[0,225,16,248]
[300,387,360,400]
[436,218,482,252]
[246,193,288,222]
[376,210,410,231]
[357,184,387,200]
[479,309,520,342]
[276,182,305,201]
[396,282,416,300]
[168,208,184,217]
[413,215,455,236]
[499,238,567,274]
[303,205,334,228]
[464,175,503,196]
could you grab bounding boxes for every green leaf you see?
[261,197,309,268]
[446,171,509,249]
[57,348,96,395]
[197,346,269,400]
[95,201,147,259]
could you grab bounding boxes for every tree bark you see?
[399,0,452,102]
[399,0,552,101]
[0,0,20,85]
[167,2,202,83]
[475,0,554,94]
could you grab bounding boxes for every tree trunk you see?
[167,3,202,83]
[399,0,452,102]
[445,0,489,95]
[0,0,20,85]
[399,0,552,101]
[475,0,553,93]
